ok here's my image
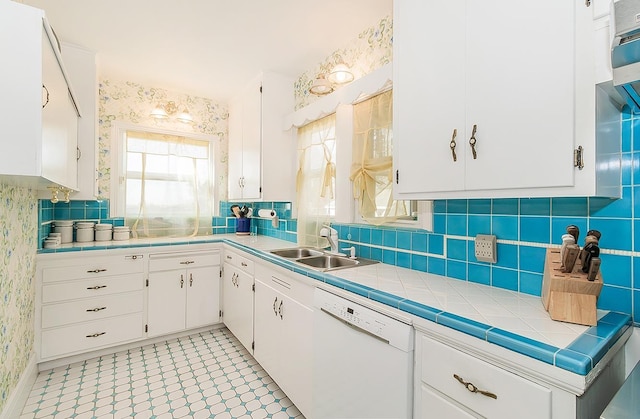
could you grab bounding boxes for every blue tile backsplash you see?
[37,108,640,325]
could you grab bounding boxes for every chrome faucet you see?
[319,224,342,255]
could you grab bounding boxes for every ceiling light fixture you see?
[309,74,334,96]
[150,101,193,123]
[327,62,354,85]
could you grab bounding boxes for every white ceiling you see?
[22,0,393,102]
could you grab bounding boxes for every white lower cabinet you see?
[147,251,221,338]
[222,248,255,352]
[37,252,145,361]
[253,263,313,418]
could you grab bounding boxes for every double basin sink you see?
[269,247,378,272]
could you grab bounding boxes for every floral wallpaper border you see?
[0,185,36,412]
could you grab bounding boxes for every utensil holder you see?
[236,217,251,235]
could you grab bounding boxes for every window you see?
[296,114,336,246]
[350,90,414,225]
[111,126,215,238]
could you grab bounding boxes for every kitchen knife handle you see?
[562,244,580,273]
[587,257,601,281]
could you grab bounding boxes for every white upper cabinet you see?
[0,1,80,190]
[228,72,295,202]
[393,0,621,200]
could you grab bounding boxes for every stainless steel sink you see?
[270,247,324,258]
[269,247,378,272]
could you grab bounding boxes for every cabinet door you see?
[464,0,575,191]
[222,263,254,352]
[228,96,244,200]
[147,270,186,337]
[419,383,477,419]
[240,77,262,200]
[393,0,466,194]
[279,292,313,416]
[253,279,283,383]
[185,265,220,329]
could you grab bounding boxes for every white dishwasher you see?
[313,288,414,419]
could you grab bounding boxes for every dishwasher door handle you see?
[320,307,390,345]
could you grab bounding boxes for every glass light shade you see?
[150,104,169,119]
[177,109,193,124]
[328,63,354,84]
[309,74,334,95]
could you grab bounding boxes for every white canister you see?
[76,222,95,242]
[113,226,130,241]
[53,220,73,243]
[94,224,113,241]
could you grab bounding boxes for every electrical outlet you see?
[475,234,497,263]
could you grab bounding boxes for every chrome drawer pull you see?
[241,262,248,267]
[87,269,107,273]
[86,332,106,338]
[86,285,107,290]
[179,260,195,265]
[86,307,107,312]
[125,255,143,260]
[453,374,497,399]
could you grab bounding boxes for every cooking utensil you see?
[230,205,241,218]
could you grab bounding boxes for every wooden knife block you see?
[541,248,603,326]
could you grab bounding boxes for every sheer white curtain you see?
[296,114,336,247]
[350,90,409,225]
[124,131,214,238]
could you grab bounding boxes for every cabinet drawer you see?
[255,264,313,308]
[40,313,144,360]
[42,254,144,283]
[419,335,551,419]
[149,251,220,272]
[42,291,143,328]
[42,273,144,303]
[224,249,254,274]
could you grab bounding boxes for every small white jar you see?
[75,221,95,242]
[94,224,113,241]
[53,220,73,243]
[113,226,130,241]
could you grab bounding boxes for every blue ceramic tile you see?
[447,200,468,214]
[590,187,632,218]
[492,215,518,240]
[86,208,99,219]
[397,251,410,269]
[382,249,396,265]
[349,226,361,242]
[597,285,632,314]
[593,218,632,251]
[358,245,371,259]
[428,257,445,275]
[371,229,383,246]
[519,272,543,296]
[468,199,491,214]
[468,215,491,237]
[551,217,588,245]
[54,207,71,220]
[437,312,490,340]
[446,214,467,236]
[566,334,608,368]
[411,254,427,272]
[622,153,633,186]
[446,260,466,280]
[433,200,447,214]
[587,312,631,344]
[398,300,441,322]
[487,328,557,365]
[359,227,371,244]
[495,243,518,269]
[492,198,518,215]
[492,268,518,291]
[370,247,382,261]
[600,254,631,288]
[433,214,446,234]
[634,119,640,151]
[411,232,427,253]
[520,217,550,244]
[70,208,85,219]
[554,350,592,374]
[519,246,545,274]
[397,231,411,250]
[369,290,405,309]
[552,197,589,217]
[633,152,640,186]
[447,238,467,261]
[622,118,632,152]
[468,263,490,286]
[428,234,444,256]
[520,198,551,216]
[342,281,376,299]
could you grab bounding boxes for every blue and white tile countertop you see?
[38,234,633,377]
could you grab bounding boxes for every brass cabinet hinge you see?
[585,0,591,7]
[574,146,584,170]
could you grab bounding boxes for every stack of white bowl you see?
[53,220,73,243]
[43,232,61,249]
[113,226,131,241]
[75,222,95,242]
[94,223,113,241]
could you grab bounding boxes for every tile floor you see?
[21,328,304,418]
